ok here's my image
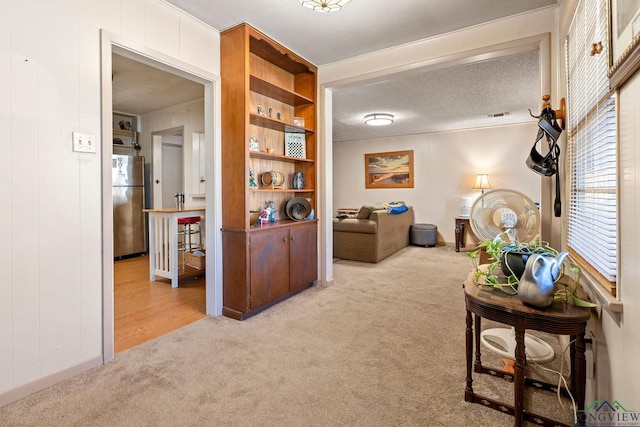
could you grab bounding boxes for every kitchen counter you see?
[144,207,205,287]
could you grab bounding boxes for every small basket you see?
[184,250,206,270]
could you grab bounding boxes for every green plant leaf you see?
[571,295,598,308]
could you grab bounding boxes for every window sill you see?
[580,269,623,314]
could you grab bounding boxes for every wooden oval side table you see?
[463,270,591,427]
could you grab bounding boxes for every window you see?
[566,0,617,295]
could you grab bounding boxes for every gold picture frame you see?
[364,150,414,189]
[608,0,640,89]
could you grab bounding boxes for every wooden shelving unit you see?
[221,23,318,320]
[112,120,139,154]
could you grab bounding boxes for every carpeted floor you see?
[0,246,575,426]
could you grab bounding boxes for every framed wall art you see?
[364,150,414,189]
[608,0,640,89]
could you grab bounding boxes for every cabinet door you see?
[289,223,317,291]
[250,228,290,308]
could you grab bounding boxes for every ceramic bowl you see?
[249,211,260,226]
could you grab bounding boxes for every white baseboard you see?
[0,355,104,408]
[321,278,335,287]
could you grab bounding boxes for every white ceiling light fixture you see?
[299,0,352,13]
[364,113,394,126]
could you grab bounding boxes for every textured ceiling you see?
[164,0,556,66]
[112,0,555,141]
[332,50,541,142]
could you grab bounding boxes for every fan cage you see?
[469,189,540,244]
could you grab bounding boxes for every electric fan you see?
[469,189,554,363]
[469,189,540,244]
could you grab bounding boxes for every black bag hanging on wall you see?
[526,107,563,217]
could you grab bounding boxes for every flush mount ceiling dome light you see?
[364,113,394,126]
[299,0,352,13]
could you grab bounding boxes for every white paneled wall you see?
[595,70,640,409]
[0,0,219,402]
[333,123,541,244]
[0,0,11,392]
[551,0,640,410]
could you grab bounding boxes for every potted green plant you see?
[467,233,596,307]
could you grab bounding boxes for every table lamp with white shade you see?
[472,174,492,194]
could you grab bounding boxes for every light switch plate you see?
[72,132,97,153]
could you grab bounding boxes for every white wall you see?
[553,0,640,410]
[333,123,541,244]
[590,62,640,409]
[0,0,219,404]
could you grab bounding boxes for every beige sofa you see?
[333,207,414,263]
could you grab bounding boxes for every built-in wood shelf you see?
[249,113,313,134]
[250,75,313,107]
[249,151,314,163]
[250,188,314,193]
[249,35,314,75]
[113,129,136,137]
[249,218,318,231]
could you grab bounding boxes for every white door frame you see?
[100,30,223,363]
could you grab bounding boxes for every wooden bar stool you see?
[178,216,202,266]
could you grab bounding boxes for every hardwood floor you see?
[114,255,206,353]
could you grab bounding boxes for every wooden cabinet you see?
[289,222,318,292]
[249,222,317,309]
[250,228,290,308]
[221,23,318,320]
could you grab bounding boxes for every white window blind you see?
[566,0,617,287]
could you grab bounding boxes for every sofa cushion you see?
[332,218,377,234]
[356,205,374,219]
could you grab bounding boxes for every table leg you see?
[514,320,526,427]
[170,216,179,288]
[455,222,465,252]
[474,314,482,371]
[465,310,474,401]
[148,214,156,282]
[574,331,587,426]
[570,334,577,395]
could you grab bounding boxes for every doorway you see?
[162,140,183,206]
[151,127,185,209]
[101,31,223,362]
[113,90,203,352]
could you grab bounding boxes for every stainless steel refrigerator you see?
[113,155,147,257]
